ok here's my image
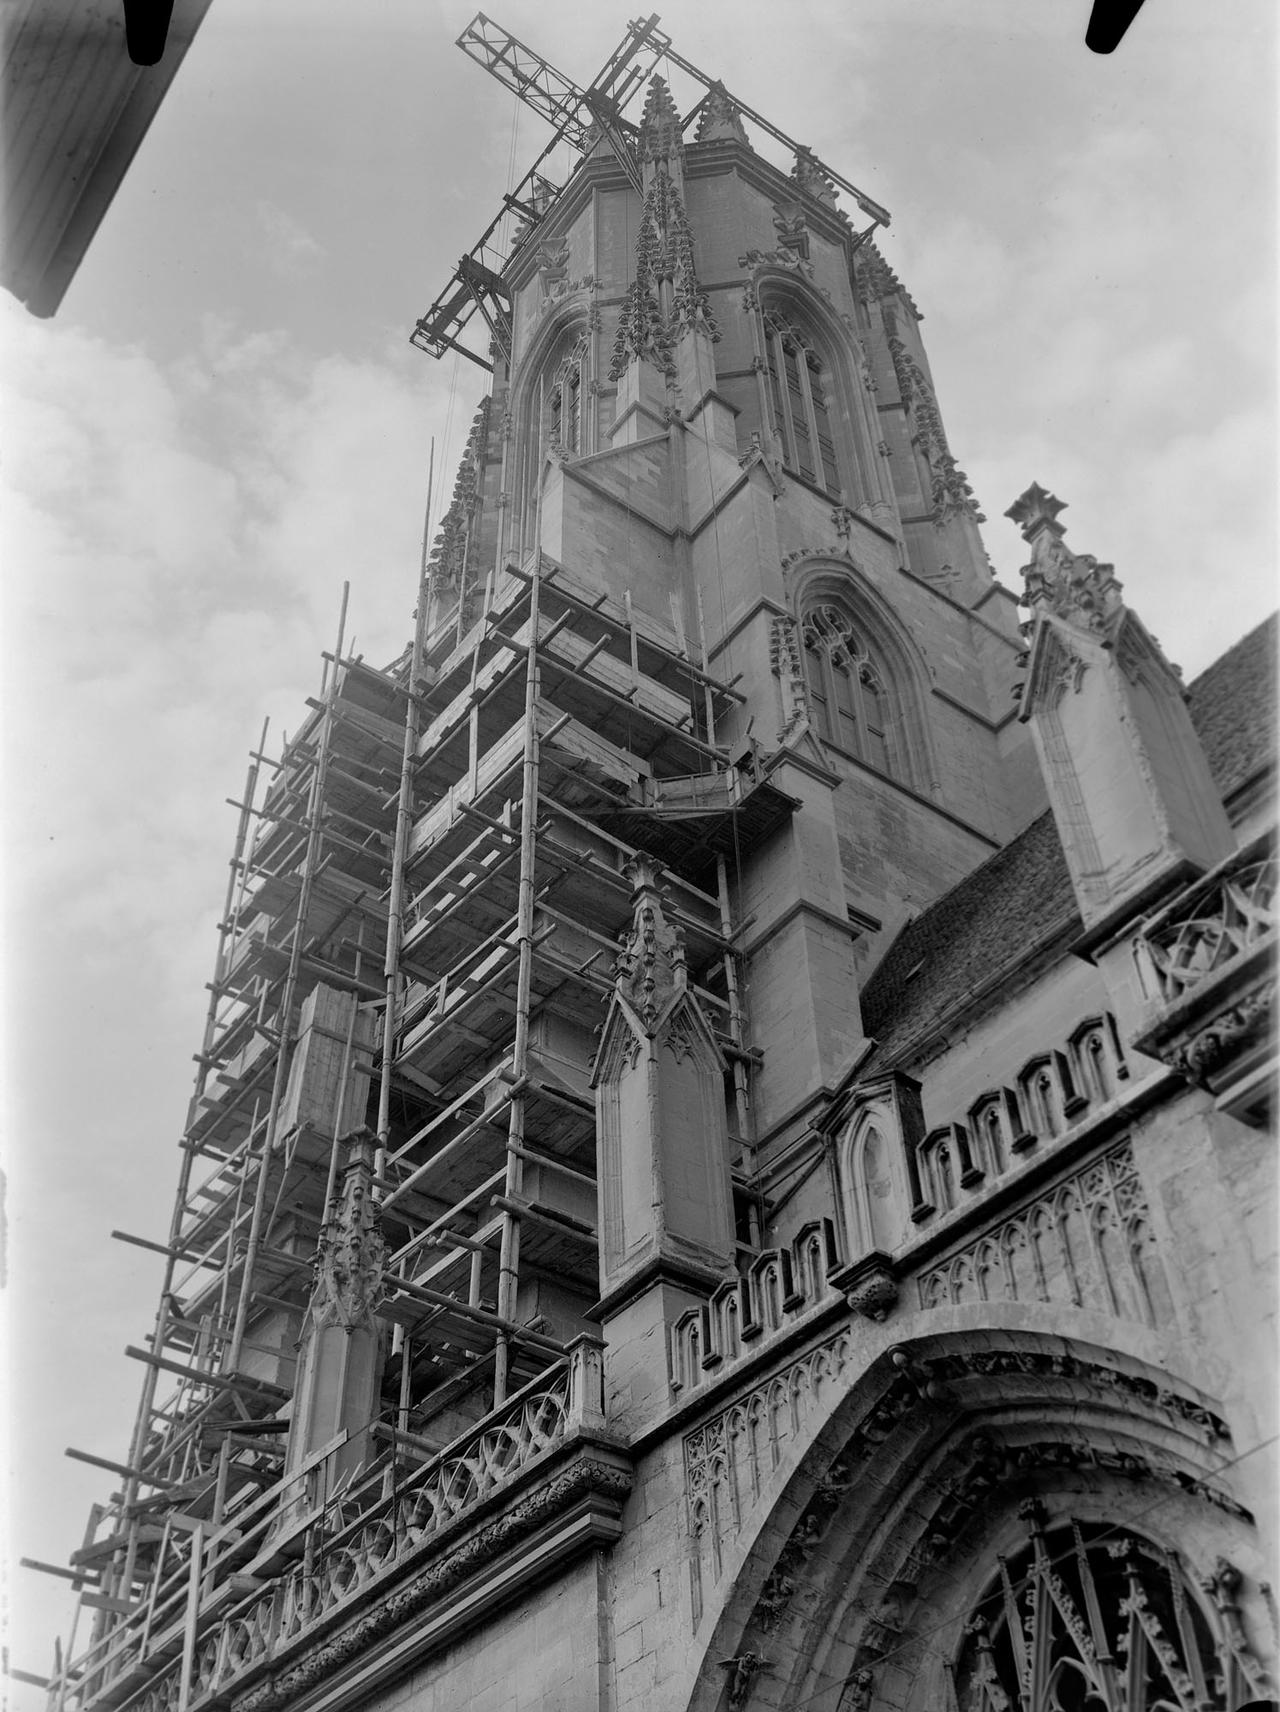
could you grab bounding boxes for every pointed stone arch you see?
[742,261,892,517]
[674,1315,1270,1712]
[507,301,599,560]
[782,554,939,794]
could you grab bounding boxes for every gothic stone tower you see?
[41,19,1276,1712]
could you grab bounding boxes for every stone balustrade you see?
[1132,832,1276,1122]
[1134,835,1275,1006]
[75,1340,607,1712]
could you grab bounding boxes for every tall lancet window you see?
[547,335,587,454]
[801,604,895,775]
[514,324,592,557]
[762,307,840,496]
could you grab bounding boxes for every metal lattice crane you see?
[411,12,891,372]
[411,15,667,370]
[456,13,667,173]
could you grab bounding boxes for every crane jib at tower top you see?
[410,12,891,374]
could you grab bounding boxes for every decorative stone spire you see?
[609,93,718,383]
[592,856,736,1430]
[1010,484,1232,945]
[791,146,838,207]
[695,81,749,144]
[638,75,684,168]
[282,1127,388,1492]
[887,337,983,524]
[854,238,921,318]
[1006,484,1124,635]
[310,1127,386,1331]
[611,854,687,1028]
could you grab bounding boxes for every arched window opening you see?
[762,307,840,495]
[513,324,592,558]
[845,1120,900,1257]
[802,604,895,775]
[952,1509,1260,1712]
[548,340,586,454]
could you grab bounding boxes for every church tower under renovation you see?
[33,16,1277,1712]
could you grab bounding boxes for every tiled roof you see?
[1182,613,1277,800]
[859,613,1277,1068]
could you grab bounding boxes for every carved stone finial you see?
[311,1127,386,1330]
[695,81,749,144]
[792,145,838,207]
[1004,481,1068,541]
[639,75,684,165]
[1006,484,1124,634]
[612,855,688,1029]
[609,149,718,380]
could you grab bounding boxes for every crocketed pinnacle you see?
[638,75,684,165]
[1006,485,1125,635]
[611,855,687,1031]
[791,146,838,208]
[609,118,718,380]
[309,1128,386,1330]
[427,399,490,595]
[695,81,749,145]
[854,239,921,318]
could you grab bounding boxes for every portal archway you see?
[682,1329,1272,1712]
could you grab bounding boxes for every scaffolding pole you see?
[493,530,542,1403]
[377,442,435,1177]
[228,585,349,1371]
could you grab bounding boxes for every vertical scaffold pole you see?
[106,726,271,1641]
[228,585,349,1370]
[716,855,751,1144]
[375,443,435,1181]
[493,545,541,1405]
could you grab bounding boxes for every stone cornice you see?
[894,562,1023,645]
[815,742,1003,847]
[228,1440,633,1712]
[682,138,862,258]
[928,683,1022,735]
[631,1062,1185,1454]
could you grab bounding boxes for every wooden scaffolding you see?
[33,542,794,1712]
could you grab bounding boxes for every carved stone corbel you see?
[832,1250,900,1321]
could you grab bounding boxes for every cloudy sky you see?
[1,0,1275,1690]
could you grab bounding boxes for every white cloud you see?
[255,199,326,274]
[0,291,479,1685]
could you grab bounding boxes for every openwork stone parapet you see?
[82,1345,630,1712]
[1133,830,1276,1124]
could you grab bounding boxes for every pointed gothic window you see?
[547,335,587,455]
[801,605,898,776]
[952,1509,1261,1712]
[514,324,592,558]
[764,309,840,495]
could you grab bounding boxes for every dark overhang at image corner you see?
[1,0,215,319]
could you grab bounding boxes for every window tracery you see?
[801,604,894,774]
[951,1504,1270,1712]
[761,307,840,494]
[512,323,593,557]
[547,333,588,455]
